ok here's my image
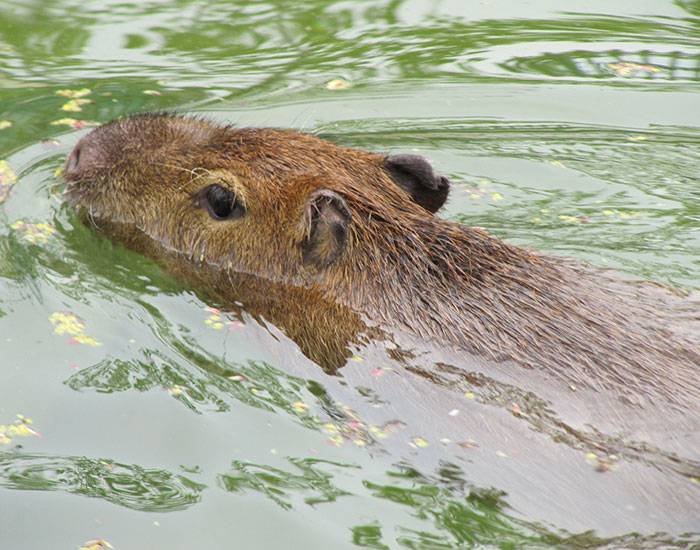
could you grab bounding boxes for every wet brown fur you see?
[64,113,700,407]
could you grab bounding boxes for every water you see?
[1,1,699,548]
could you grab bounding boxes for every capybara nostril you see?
[65,143,82,174]
[64,136,104,179]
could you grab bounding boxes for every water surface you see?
[1,1,699,548]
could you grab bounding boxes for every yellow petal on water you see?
[292,401,309,413]
[369,425,387,439]
[350,355,364,362]
[323,423,339,434]
[54,166,64,177]
[411,437,429,448]
[0,120,11,130]
[56,88,91,98]
[79,539,113,550]
[50,118,96,129]
[491,192,503,202]
[558,215,580,224]
[353,439,367,447]
[0,160,17,185]
[143,90,162,96]
[72,334,102,347]
[168,385,184,396]
[325,78,351,90]
[50,312,85,336]
[464,391,475,399]
[608,62,661,77]
[61,99,91,112]
[550,160,566,168]
[691,477,699,485]
[51,118,79,126]
[0,415,41,444]
[627,135,648,142]
[530,217,542,224]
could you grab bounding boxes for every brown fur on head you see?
[64,113,451,285]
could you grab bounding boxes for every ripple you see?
[0,452,205,511]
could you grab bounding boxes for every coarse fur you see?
[63,113,700,408]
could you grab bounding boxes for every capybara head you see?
[64,113,451,283]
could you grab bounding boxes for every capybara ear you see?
[302,189,352,268]
[383,154,450,213]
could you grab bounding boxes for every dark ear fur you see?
[302,189,351,268]
[383,154,450,213]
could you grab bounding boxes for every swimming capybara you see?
[63,113,700,408]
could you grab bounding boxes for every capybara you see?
[63,113,699,408]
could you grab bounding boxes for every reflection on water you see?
[502,50,700,81]
[219,457,356,510]
[0,452,204,512]
[1,0,699,547]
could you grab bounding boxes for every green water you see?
[1,1,699,548]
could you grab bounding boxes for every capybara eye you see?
[202,184,245,220]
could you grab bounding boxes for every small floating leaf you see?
[78,539,113,550]
[0,415,41,445]
[50,312,85,336]
[62,98,91,112]
[69,334,101,347]
[368,425,387,439]
[49,311,101,346]
[10,220,56,245]
[0,160,17,185]
[323,423,339,434]
[0,160,17,203]
[56,88,91,99]
[608,62,661,77]
[325,78,351,90]
[50,118,97,129]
